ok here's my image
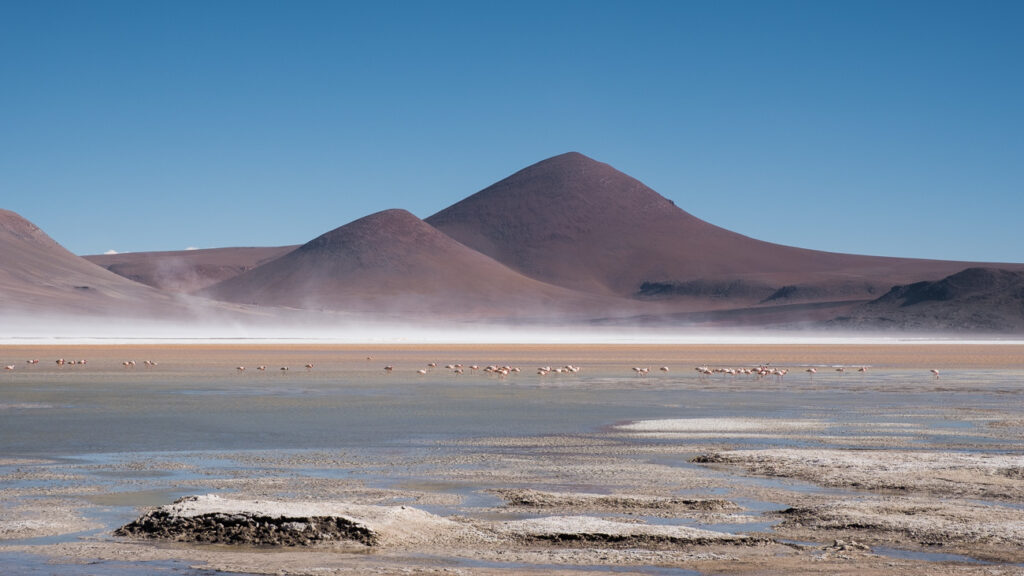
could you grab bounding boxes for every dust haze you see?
[3,307,1019,345]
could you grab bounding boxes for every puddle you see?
[0,528,104,547]
[871,545,1023,566]
[776,539,1024,567]
[444,555,702,575]
[81,489,194,508]
[0,552,262,575]
[387,479,508,514]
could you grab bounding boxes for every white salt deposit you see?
[617,418,824,433]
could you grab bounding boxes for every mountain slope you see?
[426,152,1015,301]
[0,209,182,315]
[201,209,620,319]
[85,245,297,293]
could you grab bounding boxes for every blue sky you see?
[2,0,1022,262]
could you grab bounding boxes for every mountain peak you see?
[460,152,667,207]
[424,153,701,293]
[297,209,441,259]
[0,209,60,249]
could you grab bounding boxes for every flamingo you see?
[416,369,427,375]
[4,365,14,371]
[930,369,940,379]
[384,365,393,372]
[236,366,245,371]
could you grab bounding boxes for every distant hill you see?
[426,152,1010,304]
[828,268,1024,333]
[85,245,296,293]
[201,209,622,320]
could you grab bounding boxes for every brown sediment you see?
[491,488,740,512]
[690,449,1024,501]
[776,498,1024,563]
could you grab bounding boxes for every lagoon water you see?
[4,347,1020,457]
[2,344,1023,574]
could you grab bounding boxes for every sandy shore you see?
[1,343,1022,574]
[3,341,1024,368]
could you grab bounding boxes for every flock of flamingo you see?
[1,358,943,378]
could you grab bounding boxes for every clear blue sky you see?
[2,0,1022,262]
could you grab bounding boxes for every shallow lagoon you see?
[2,343,1023,574]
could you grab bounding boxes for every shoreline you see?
[3,342,1023,368]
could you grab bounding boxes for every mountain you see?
[0,209,180,315]
[200,209,620,319]
[10,153,1023,332]
[828,268,1024,333]
[426,152,1014,303]
[85,245,297,293]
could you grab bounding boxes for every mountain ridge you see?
[6,152,1024,331]
[426,152,1002,301]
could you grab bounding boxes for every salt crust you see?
[617,418,824,433]
[500,515,753,543]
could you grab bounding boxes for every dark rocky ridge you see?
[115,507,378,546]
[829,267,1024,332]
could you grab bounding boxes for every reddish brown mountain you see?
[0,209,179,315]
[201,209,620,319]
[85,245,296,293]
[426,152,1020,304]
